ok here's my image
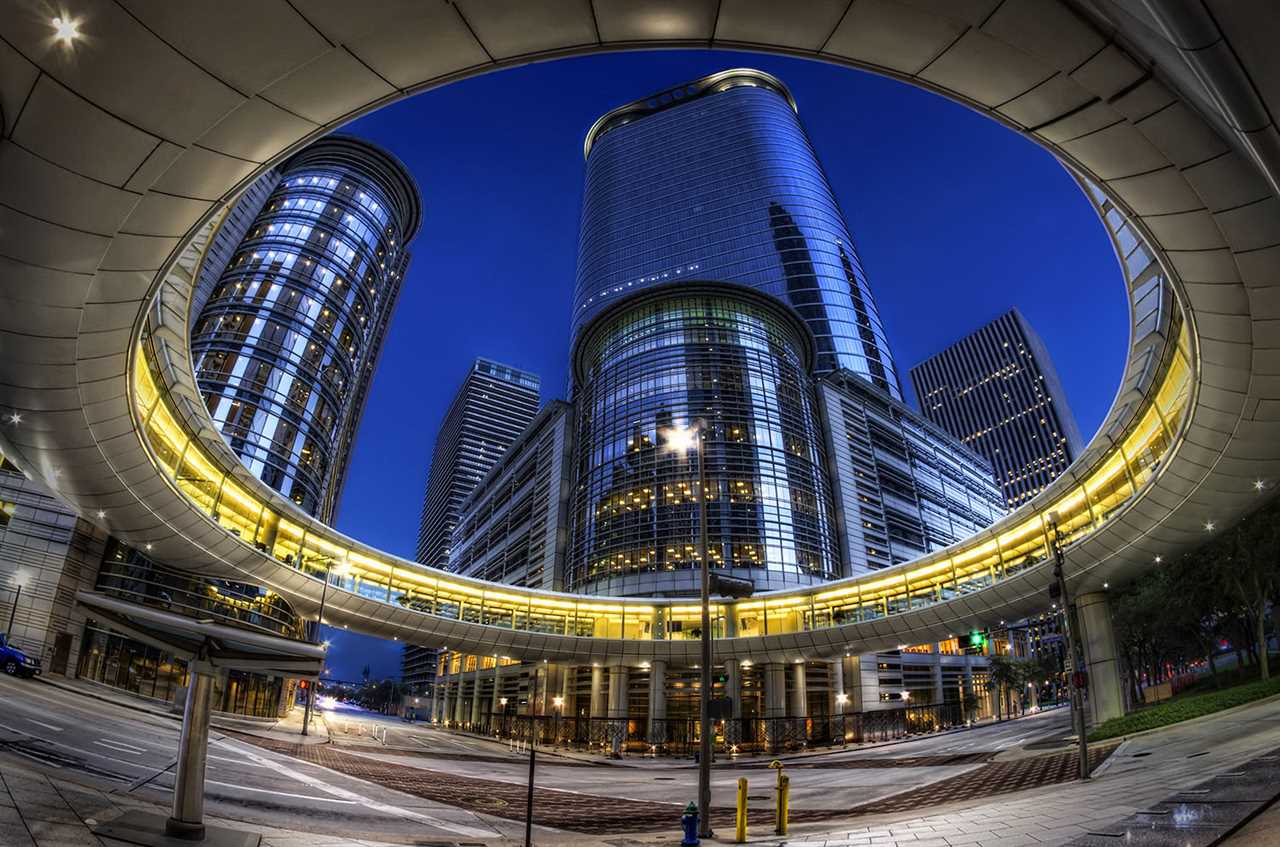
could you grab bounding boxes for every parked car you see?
[0,634,41,677]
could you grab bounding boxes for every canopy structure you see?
[0,1,1276,666]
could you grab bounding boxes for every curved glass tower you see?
[191,136,422,521]
[568,283,839,596]
[574,69,900,397]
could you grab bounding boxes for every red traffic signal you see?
[298,679,308,690]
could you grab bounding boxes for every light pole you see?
[4,571,29,640]
[663,421,713,838]
[1047,512,1090,780]
[302,559,338,736]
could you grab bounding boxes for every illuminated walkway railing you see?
[131,203,1193,650]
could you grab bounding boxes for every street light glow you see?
[660,423,699,454]
[52,16,81,45]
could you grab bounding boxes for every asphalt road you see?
[0,675,1074,840]
[0,675,516,842]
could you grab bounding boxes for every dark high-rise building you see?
[574,69,900,396]
[191,136,422,522]
[910,309,1085,509]
[415,359,541,568]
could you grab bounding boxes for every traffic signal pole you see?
[1048,512,1090,780]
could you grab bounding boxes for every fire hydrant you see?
[681,801,700,846]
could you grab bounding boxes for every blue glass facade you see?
[574,70,900,397]
[568,284,840,595]
[191,136,421,521]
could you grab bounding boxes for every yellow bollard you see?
[769,759,788,835]
[777,774,790,836]
[735,776,748,843]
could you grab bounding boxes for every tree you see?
[988,655,1021,720]
[1221,514,1280,681]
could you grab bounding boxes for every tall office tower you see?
[190,135,422,522]
[910,309,1085,509]
[568,284,840,596]
[575,69,900,396]
[415,359,541,568]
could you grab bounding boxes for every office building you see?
[449,402,574,590]
[407,358,541,697]
[191,135,422,522]
[910,309,1085,509]
[415,358,541,568]
[819,371,1005,574]
[574,69,900,395]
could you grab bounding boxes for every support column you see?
[607,665,629,757]
[962,657,977,723]
[470,663,483,728]
[1077,591,1125,725]
[560,665,574,715]
[491,662,503,730]
[932,648,945,706]
[764,663,786,753]
[453,672,466,725]
[829,658,846,741]
[647,659,667,745]
[789,662,807,718]
[440,672,452,725]
[165,668,215,838]
[590,664,606,718]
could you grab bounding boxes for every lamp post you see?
[663,421,713,838]
[4,570,29,640]
[302,559,338,737]
[1047,512,1090,780]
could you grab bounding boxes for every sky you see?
[320,50,1127,680]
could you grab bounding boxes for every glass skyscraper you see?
[574,69,900,397]
[910,309,1084,509]
[190,136,421,522]
[568,284,839,595]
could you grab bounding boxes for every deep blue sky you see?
[322,50,1126,680]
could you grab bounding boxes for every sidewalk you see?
[759,696,1280,847]
[37,675,329,746]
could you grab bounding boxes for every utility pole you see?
[1047,512,1090,780]
[695,419,713,839]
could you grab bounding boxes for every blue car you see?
[0,634,41,678]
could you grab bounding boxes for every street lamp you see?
[1047,511,1090,781]
[662,420,713,838]
[302,559,345,736]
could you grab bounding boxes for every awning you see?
[76,591,326,678]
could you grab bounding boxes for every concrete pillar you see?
[1077,591,1125,725]
[560,665,574,716]
[608,665,629,756]
[470,663,483,728]
[647,659,667,745]
[166,669,215,838]
[830,659,846,713]
[789,662,807,718]
[763,663,787,718]
[932,649,945,706]
[844,655,866,713]
[725,659,742,718]
[590,664,606,718]
[962,657,976,723]
[490,662,503,728]
[440,672,452,725]
[453,674,465,725]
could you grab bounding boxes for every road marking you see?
[95,739,145,755]
[207,753,268,768]
[205,779,360,804]
[26,719,63,732]
[215,739,499,838]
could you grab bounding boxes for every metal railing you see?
[448,703,971,756]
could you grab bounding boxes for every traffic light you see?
[298,679,308,690]
[967,629,988,653]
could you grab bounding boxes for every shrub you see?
[1088,675,1280,741]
